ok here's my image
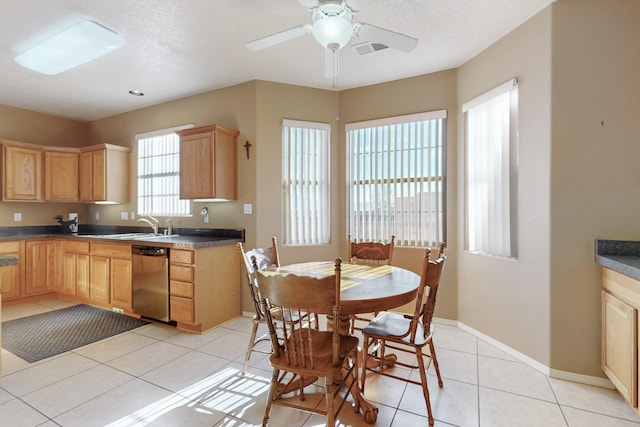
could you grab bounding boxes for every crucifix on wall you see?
[244,140,252,159]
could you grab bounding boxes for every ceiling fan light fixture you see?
[311,3,353,49]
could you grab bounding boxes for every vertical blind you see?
[346,110,447,247]
[137,125,192,216]
[282,119,331,245]
[463,78,518,258]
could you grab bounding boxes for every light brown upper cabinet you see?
[1,140,43,201]
[44,148,79,201]
[79,143,131,203]
[177,125,239,200]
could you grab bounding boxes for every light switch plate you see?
[243,204,253,214]
[120,212,128,220]
[13,212,22,222]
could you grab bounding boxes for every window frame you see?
[136,124,193,217]
[281,119,331,246]
[346,110,447,247]
[463,78,519,258]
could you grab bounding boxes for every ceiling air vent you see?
[352,42,389,56]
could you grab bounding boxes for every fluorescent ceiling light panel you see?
[15,20,124,75]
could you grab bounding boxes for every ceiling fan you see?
[245,0,418,78]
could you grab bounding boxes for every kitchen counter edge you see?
[0,234,242,250]
[595,239,640,282]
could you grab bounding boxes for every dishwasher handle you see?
[132,246,168,256]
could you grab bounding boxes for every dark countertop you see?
[0,255,19,266]
[595,239,640,281]
[0,226,244,250]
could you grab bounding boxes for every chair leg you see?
[360,335,371,394]
[242,319,260,376]
[416,347,435,426]
[429,339,444,388]
[263,368,279,427]
[326,376,337,426]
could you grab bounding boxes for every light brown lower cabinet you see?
[169,244,240,333]
[89,242,132,312]
[602,268,640,413]
[25,240,56,296]
[62,241,90,298]
[110,257,132,310]
[0,241,24,300]
[0,238,239,334]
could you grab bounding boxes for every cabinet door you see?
[178,126,238,200]
[92,149,107,201]
[44,150,79,201]
[602,290,637,405]
[79,151,93,201]
[180,132,214,199]
[90,255,110,305]
[3,144,42,200]
[0,241,22,300]
[25,240,53,295]
[110,258,132,309]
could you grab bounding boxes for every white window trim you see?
[136,123,194,217]
[282,119,331,246]
[463,78,519,258]
[346,110,447,247]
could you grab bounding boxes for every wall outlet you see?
[112,307,124,314]
[243,204,253,214]
[95,212,100,221]
[13,212,22,222]
[120,212,128,220]
[130,212,135,220]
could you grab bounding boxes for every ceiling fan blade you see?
[354,23,418,53]
[245,25,311,51]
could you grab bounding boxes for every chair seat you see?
[270,329,359,376]
[363,311,433,347]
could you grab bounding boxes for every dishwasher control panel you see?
[132,246,167,256]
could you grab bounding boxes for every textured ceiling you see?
[0,0,554,121]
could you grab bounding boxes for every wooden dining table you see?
[262,260,421,423]
[271,260,420,313]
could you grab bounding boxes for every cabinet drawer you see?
[91,242,131,259]
[63,241,90,253]
[170,280,193,298]
[171,249,194,265]
[0,241,20,252]
[170,265,194,282]
[170,296,194,323]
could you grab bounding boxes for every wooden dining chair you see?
[360,242,446,426]
[255,258,362,426]
[237,238,282,376]
[347,234,396,333]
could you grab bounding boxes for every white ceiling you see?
[0,0,553,122]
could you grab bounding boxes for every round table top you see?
[270,261,420,314]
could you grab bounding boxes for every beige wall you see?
[549,0,640,376]
[457,7,553,367]
[86,81,258,233]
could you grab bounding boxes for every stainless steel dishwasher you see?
[132,245,169,322]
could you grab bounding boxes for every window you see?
[346,111,447,247]
[282,119,331,246]
[137,125,193,217]
[463,78,518,258]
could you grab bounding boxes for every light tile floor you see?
[1,299,639,427]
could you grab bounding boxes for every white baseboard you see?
[435,317,614,389]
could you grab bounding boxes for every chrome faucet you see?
[137,216,159,235]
